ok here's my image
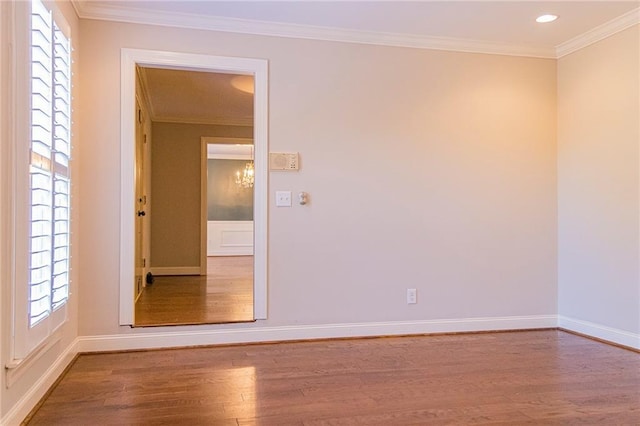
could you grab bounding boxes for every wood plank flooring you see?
[26,330,639,425]
[135,256,254,326]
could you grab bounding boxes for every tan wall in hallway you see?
[149,122,252,269]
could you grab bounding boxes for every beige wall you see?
[149,122,252,268]
[558,25,640,334]
[77,19,557,336]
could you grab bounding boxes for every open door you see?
[134,100,147,300]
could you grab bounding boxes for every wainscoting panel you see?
[208,220,253,256]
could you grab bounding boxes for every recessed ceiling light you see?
[536,14,558,23]
[231,75,254,94]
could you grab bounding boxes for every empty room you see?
[0,1,639,424]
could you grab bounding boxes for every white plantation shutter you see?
[17,0,71,354]
[51,18,71,311]
[29,0,55,327]
[29,168,53,325]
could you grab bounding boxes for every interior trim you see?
[558,315,640,350]
[556,7,640,58]
[148,267,201,276]
[77,315,558,353]
[119,49,269,325]
[151,116,253,127]
[72,1,556,59]
[1,338,78,426]
[72,2,640,59]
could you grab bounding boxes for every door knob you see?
[137,210,146,217]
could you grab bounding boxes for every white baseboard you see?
[1,339,79,426]
[150,266,200,276]
[558,315,640,350]
[76,315,557,353]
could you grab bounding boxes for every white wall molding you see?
[153,116,253,127]
[149,266,201,276]
[76,315,557,353]
[205,139,253,160]
[72,1,556,59]
[72,1,640,59]
[1,339,79,426]
[558,316,640,350]
[207,221,254,256]
[556,8,640,58]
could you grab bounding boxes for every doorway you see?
[135,138,255,327]
[119,49,268,326]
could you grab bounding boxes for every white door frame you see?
[119,48,268,325]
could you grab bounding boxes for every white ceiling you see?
[77,1,640,57]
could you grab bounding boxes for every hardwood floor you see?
[26,330,639,425]
[135,256,254,326]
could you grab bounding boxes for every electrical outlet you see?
[407,288,417,304]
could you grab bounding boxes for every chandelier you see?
[235,161,254,188]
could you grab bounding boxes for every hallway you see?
[135,256,254,326]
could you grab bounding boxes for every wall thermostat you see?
[269,152,299,171]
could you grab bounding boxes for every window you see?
[13,0,72,359]
[29,0,70,326]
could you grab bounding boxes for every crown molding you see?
[154,116,254,127]
[72,1,639,60]
[70,0,82,18]
[556,7,640,58]
[71,1,556,59]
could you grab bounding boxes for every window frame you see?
[10,0,72,362]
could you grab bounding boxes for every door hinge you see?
[143,258,146,267]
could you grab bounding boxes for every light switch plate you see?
[275,191,292,207]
